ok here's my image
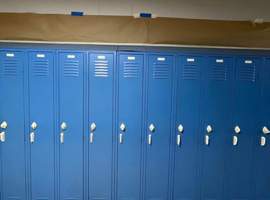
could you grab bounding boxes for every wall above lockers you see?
[1,0,270,21]
[1,0,270,48]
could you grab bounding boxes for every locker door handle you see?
[233,135,238,146]
[119,133,123,144]
[60,132,65,144]
[262,126,270,135]
[0,132,5,142]
[205,135,210,146]
[119,123,126,144]
[30,132,35,143]
[31,122,38,130]
[90,132,94,144]
[177,134,181,146]
[148,134,152,145]
[261,136,266,146]
[0,121,8,129]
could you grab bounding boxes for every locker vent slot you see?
[152,63,169,79]
[209,65,227,81]
[32,60,49,77]
[123,62,139,78]
[2,59,19,76]
[94,60,109,77]
[182,65,199,80]
[63,60,79,77]
[239,65,256,82]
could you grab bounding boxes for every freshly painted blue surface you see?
[28,51,55,200]
[252,58,270,200]
[224,57,261,200]
[144,54,174,200]
[0,50,26,200]
[0,43,270,200]
[116,53,144,200]
[199,56,234,200]
[173,55,203,200]
[58,51,85,200]
[88,52,114,200]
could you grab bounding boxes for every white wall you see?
[0,0,269,21]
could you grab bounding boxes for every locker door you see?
[199,56,233,200]
[117,53,144,200]
[88,53,114,200]
[145,54,174,200]
[225,57,261,200]
[0,51,26,200]
[59,52,84,200]
[173,56,203,200]
[252,58,270,199]
[28,51,55,200]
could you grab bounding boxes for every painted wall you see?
[0,0,269,21]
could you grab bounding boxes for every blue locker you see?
[59,52,84,200]
[28,51,55,200]
[116,53,144,200]
[173,56,203,200]
[225,57,261,199]
[199,56,233,199]
[145,54,174,200]
[88,52,114,200]
[252,58,270,199]
[0,51,26,200]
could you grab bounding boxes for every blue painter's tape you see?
[71,11,84,16]
[140,13,152,18]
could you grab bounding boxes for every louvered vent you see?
[63,59,79,77]
[152,63,169,79]
[182,65,199,80]
[2,57,19,77]
[32,60,49,77]
[208,65,227,81]
[123,61,139,78]
[152,57,169,79]
[238,62,256,82]
[94,59,109,78]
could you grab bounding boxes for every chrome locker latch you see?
[148,134,152,145]
[120,123,126,132]
[0,121,8,129]
[233,126,240,146]
[60,132,65,144]
[233,135,238,146]
[30,122,38,144]
[119,133,123,144]
[177,124,184,147]
[0,132,5,142]
[205,135,210,146]
[178,124,184,133]
[262,126,270,135]
[119,123,126,144]
[261,136,266,147]
[90,132,94,144]
[31,122,38,130]
[206,125,213,134]
[148,124,155,145]
[149,124,155,133]
[177,134,181,146]
[61,122,67,131]
[90,123,96,132]
[205,125,212,146]
[60,122,67,144]
[30,132,35,144]
[90,123,96,144]
[234,126,241,134]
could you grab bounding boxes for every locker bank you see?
[1,43,270,200]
